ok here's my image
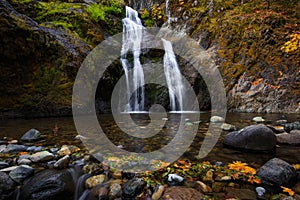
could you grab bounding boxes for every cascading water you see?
[121,6,145,112]
[162,39,184,111]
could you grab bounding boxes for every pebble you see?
[152,185,165,200]
[210,116,225,123]
[29,151,54,162]
[0,166,19,172]
[165,174,184,186]
[221,123,236,131]
[85,174,106,189]
[252,116,265,122]
[255,187,266,198]
[203,170,214,182]
[7,140,18,144]
[196,181,212,193]
[54,155,70,169]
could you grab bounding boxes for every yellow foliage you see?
[281,186,295,196]
[281,33,300,53]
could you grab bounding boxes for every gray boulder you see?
[223,124,276,152]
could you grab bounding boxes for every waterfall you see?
[162,39,184,111]
[121,6,145,111]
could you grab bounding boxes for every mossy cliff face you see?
[128,0,300,113]
[0,0,123,117]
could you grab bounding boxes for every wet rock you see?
[49,147,59,154]
[20,129,41,142]
[226,188,257,200]
[152,185,165,200]
[223,124,277,152]
[29,151,54,162]
[18,158,32,165]
[162,186,203,199]
[85,174,106,189]
[210,116,224,123]
[276,133,300,145]
[165,174,184,186]
[0,145,6,153]
[0,166,19,172]
[196,181,213,193]
[0,171,15,200]
[221,123,236,131]
[122,178,146,199]
[252,116,265,122]
[8,139,18,144]
[83,163,103,175]
[0,140,6,145]
[7,144,27,152]
[283,121,300,132]
[0,161,9,169]
[9,164,34,184]
[121,171,135,180]
[57,145,78,156]
[256,158,297,190]
[20,169,75,200]
[109,183,121,199]
[27,146,43,152]
[54,155,70,169]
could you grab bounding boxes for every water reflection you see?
[0,112,299,166]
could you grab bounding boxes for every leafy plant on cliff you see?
[281,32,300,53]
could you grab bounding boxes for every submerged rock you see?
[276,132,300,145]
[283,121,300,132]
[152,185,165,200]
[221,123,236,131]
[252,116,265,122]
[0,171,15,200]
[122,178,146,199]
[256,158,297,190]
[162,186,203,199]
[223,124,276,152]
[9,164,34,184]
[20,169,75,200]
[20,129,41,142]
[210,116,224,123]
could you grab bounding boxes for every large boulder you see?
[20,169,75,200]
[0,171,15,200]
[223,124,277,152]
[256,158,297,191]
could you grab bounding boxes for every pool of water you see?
[0,112,299,166]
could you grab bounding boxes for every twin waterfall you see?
[121,6,184,112]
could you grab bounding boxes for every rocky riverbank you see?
[1,117,300,199]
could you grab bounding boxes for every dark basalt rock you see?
[20,169,75,200]
[0,171,16,200]
[256,158,297,192]
[223,124,277,152]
